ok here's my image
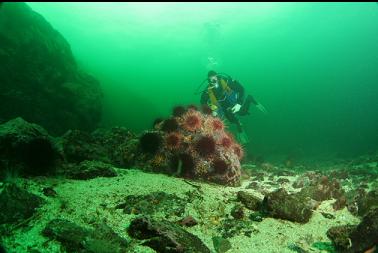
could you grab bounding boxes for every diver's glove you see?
[231,103,242,113]
[256,103,267,114]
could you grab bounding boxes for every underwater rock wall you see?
[0,2,103,136]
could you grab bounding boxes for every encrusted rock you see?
[116,191,187,217]
[128,216,210,253]
[237,191,262,211]
[177,216,198,227]
[212,236,231,253]
[327,207,378,253]
[298,175,345,202]
[230,204,244,220]
[62,160,117,180]
[0,117,58,177]
[261,188,316,223]
[350,189,378,217]
[0,183,44,224]
[58,127,137,167]
[42,219,128,253]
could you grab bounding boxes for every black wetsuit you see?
[200,76,258,132]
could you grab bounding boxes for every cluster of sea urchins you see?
[139,105,243,186]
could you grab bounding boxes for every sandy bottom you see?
[2,167,361,253]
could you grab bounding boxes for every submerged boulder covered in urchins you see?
[136,105,243,186]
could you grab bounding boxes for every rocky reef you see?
[0,114,377,252]
[0,111,244,188]
[0,2,103,136]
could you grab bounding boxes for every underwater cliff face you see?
[0,2,103,136]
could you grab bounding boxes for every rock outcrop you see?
[0,2,103,135]
[0,117,59,177]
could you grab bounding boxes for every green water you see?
[27,2,378,161]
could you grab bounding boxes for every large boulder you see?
[0,2,103,135]
[135,105,243,186]
[327,207,378,253]
[348,188,378,217]
[0,117,59,177]
[261,188,318,223]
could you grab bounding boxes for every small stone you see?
[230,204,244,220]
[42,187,57,197]
[321,212,335,219]
[177,215,198,227]
[249,212,264,222]
[212,236,231,253]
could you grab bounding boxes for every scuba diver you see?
[199,70,267,144]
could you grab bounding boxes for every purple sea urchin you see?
[195,136,216,157]
[183,111,202,132]
[211,118,224,131]
[166,132,182,150]
[161,118,179,133]
[220,136,233,149]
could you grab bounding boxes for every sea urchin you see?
[211,118,224,131]
[195,136,216,157]
[161,118,179,133]
[183,111,202,132]
[220,136,233,149]
[166,132,182,150]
